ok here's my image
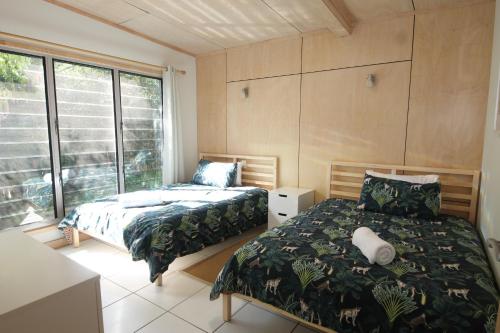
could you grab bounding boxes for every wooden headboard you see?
[329,161,481,224]
[199,153,278,190]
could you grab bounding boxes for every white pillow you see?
[234,162,244,186]
[366,170,439,184]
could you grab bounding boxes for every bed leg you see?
[155,274,163,286]
[72,228,80,248]
[223,293,232,322]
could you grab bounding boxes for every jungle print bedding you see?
[210,199,499,333]
[59,183,268,282]
[358,173,441,219]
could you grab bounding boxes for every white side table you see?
[268,187,314,229]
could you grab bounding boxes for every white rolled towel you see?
[118,191,164,208]
[352,227,395,265]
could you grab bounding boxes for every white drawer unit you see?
[0,230,103,333]
[268,187,314,229]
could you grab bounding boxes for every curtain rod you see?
[166,66,186,75]
[0,31,187,77]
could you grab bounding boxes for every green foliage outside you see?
[0,52,31,84]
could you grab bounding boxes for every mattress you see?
[59,183,268,281]
[210,198,499,333]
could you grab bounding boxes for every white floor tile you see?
[137,272,206,310]
[171,286,246,332]
[61,242,125,277]
[106,258,152,292]
[103,294,164,333]
[137,312,204,333]
[215,304,296,333]
[58,239,102,255]
[100,278,131,307]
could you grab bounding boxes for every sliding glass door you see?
[120,73,162,192]
[0,49,164,230]
[53,61,118,212]
[0,51,54,228]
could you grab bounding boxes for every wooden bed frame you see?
[199,152,278,190]
[70,153,278,287]
[328,161,480,224]
[222,161,486,333]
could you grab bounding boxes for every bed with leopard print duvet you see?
[210,198,499,333]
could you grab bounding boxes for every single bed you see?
[59,153,278,285]
[211,162,499,333]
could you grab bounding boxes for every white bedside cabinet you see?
[268,187,315,229]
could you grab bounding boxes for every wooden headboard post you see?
[199,153,278,190]
[328,161,481,224]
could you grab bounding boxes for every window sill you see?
[18,218,61,233]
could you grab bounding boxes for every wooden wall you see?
[196,51,227,154]
[405,4,494,168]
[196,2,494,198]
[302,15,413,72]
[227,75,301,187]
[300,62,411,200]
[226,36,302,82]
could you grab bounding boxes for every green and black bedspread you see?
[59,183,268,282]
[210,198,499,333]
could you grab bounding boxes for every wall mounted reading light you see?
[366,74,376,88]
[242,87,249,98]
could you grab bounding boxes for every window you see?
[54,61,118,212]
[0,51,54,228]
[0,48,163,230]
[120,73,162,192]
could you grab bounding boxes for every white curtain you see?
[162,65,184,184]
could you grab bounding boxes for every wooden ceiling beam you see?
[321,0,356,36]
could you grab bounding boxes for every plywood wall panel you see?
[299,62,411,201]
[344,0,414,20]
[196,52,227,154]
[405,2,494,169]
[302,15,413,73]
[227,75,301,187]
[226,36,302,82]
[413,0,491,10]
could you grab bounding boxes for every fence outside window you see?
[0,49,163,229]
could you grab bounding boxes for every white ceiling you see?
[49,0,491,55]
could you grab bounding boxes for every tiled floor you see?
[58,237,319,333]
